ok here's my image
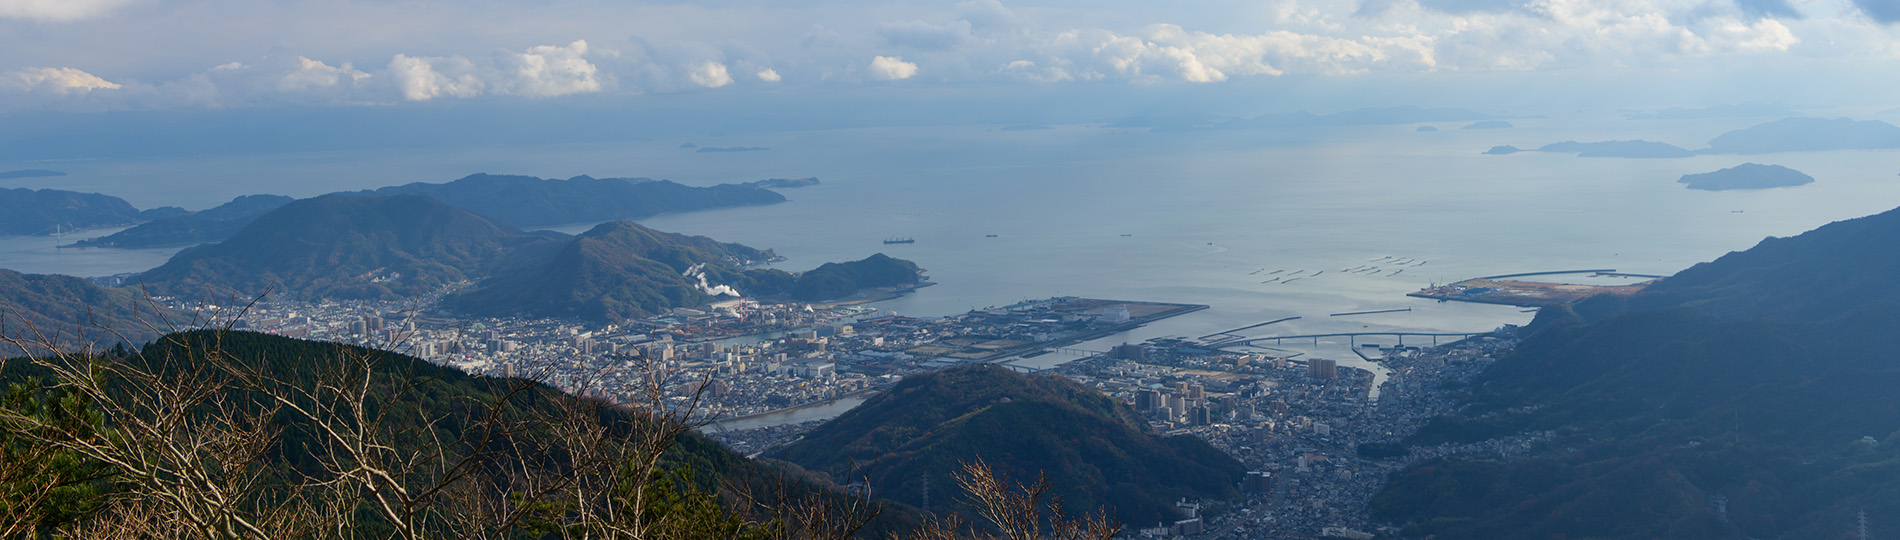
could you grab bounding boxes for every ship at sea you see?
[883,237,915,244]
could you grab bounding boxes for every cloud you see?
[1857,0,1900,23]
[500,40,602,97]
[0,0,138,22]
[1415,0,1523,15]
[688,61,733,88]
[756,68,782,82]
[1,67,121,94]
[869,55,919,80]
[388,54,485,101]
[278,57,371,92]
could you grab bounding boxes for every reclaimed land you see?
[1408,275,1654,307]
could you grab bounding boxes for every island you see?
[1677,163,1814,191]
[1484,140,1697,158]
[1705,117,1900,154]
[747,177,821,189]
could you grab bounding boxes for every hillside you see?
[786,253,925,301]
[1370,205,1900,539]
[359,173,786,227]
[0,268,177,350]
[441,221,923,322]
[0,330,922,536]
[770,365,1245,526]
[0,188,146,236]
[135,194,561,301]
[73,194,295,248]
[440,220,781,322]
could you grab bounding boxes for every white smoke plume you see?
[684,264,742,297]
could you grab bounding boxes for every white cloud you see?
[0,0,138,22]
[689,61,733,88]
[1,67,121,94]
[278,57,371,92]
[501,40,602,97]
[869,55,920,80]
[756,68,782,82]
[388,54,484,101]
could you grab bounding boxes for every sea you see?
[6,112,1899,426]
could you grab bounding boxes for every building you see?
[1135,389,1163,412]
[1307,358,1338,379]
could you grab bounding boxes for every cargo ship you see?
[883,237,915,244]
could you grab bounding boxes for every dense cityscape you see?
[177,286,1529,539]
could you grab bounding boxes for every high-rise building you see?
[1136,389,1163,411]
[1307,358,1338,379]
[1188,384,1205,400]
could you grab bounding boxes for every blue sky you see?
[2,0,1897,119]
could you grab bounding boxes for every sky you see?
[2,0,1898,131]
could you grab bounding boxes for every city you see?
[177,286,1525,538]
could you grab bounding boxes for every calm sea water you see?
[6,114,1899,409]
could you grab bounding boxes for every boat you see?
[883,237,915,244]
[985,234,998,238]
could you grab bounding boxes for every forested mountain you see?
[440,220,781,322]
[441,221,924,322]
[0,268,177,350]
[73,194,295,248]
[1371,204,1900,539]
[772,365,1244,526]
[135,194,562,301]
[356,173,786,227]
[0,188,148,236]
[0,330,923,536]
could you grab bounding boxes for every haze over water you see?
[6,111,1899,387]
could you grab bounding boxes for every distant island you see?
[1705,117,1900,154]
[695,146,770,153]
[1624,103,1801,120]
[1677,163,1813,191]
[0,169,66,180]
[1416,126,1439,132]
[1000,124,1053,131]
[1460,120,1514,129]
[747,177,821,189]
[1486,140,1695,158]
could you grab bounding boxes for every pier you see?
[1223,331,1490,349]
[1199,316,1301,341]
[1329,308,1412,317]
